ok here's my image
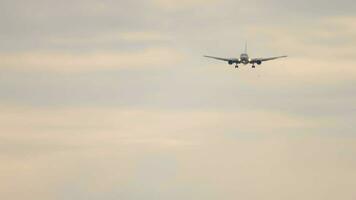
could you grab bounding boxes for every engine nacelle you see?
[228,60,233,65]
[256,60,262,65]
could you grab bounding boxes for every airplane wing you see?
[204,55,239,63]
[251,55,287,63]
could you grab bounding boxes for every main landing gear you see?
[235,65,239,68]
[252,65,256,68]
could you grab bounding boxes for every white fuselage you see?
[240,53,250,65]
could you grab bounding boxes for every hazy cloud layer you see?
[1,0,356,199]
[0,107,356,200]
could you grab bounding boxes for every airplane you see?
[204,43,287,68]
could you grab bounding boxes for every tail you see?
[244,42,247,54]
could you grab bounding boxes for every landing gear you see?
[235,65,239,68]
[252,65,255,68]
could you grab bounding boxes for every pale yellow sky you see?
[0,0,356,199]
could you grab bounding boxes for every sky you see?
[1,0,356,199]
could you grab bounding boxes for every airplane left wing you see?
[251,55,287,63]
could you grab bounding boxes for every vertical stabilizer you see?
[244,42,248,54]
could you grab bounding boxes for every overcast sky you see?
[1,0,356,199]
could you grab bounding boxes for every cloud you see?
[1,1,356,199]
[2,104,351,163]
[238,15,356,84]
[0,47,184,72]
[0,105,355,200]
[248,16,356,58]
[151,0,218,10]
[0,106,316,150]
[46,31,172,45]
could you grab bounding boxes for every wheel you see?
[252,65,255,68]
[235,65,239,68]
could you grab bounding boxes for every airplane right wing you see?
[204,55,240,64]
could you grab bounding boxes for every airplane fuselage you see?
[240,53,250,65]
